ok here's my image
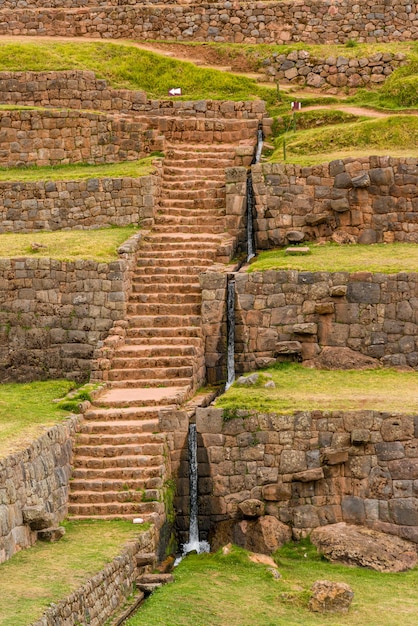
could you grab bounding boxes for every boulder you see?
[312,347,380,370]
[236,373,259,386]
[238,499,265,518]
[286,230,305,243]
[310,523,418,572]
[22,506,55,531]
[309,580,354,613]
[37,526,66,542]
[235,516,292,555]
[331,230,357,244]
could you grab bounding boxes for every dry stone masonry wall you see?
[0,0,416,43]
[196,407,418,543]
[0,109,162,167]
[0,234,141,382]
[33,527,158,626]
[0,173,160,233]
[251,157,418,247]
[0,415,79,563]
[201,268,418,377]
[258,50,408,88]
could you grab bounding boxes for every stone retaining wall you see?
[0,234,141,382]
[196,406,418,543]
[258,49,408,88]
[33,526,158,626]
[201,268,418,379]
[0,109,161,167]
[0,172,161,233]
[0,415,79,563]
[0,1,416,43]
[0,71,266,121]
[251,157,418,248]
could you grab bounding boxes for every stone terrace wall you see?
[0,234,141,382]
[201,268,418,379]
[0,172,160,233]
[0,72,266,121]
[196,407,418,543]
[251,157,418,248]
[0,415,79,563]
[33,526,158,626]
[0,1,416,43]
[0,109,162,167]
[258,49,408,89]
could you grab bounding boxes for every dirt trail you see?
[0,35,416,118]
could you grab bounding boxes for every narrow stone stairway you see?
[68,140,246,523]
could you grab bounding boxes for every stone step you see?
[162,169,225,180]
[137,248,215,259]
[71,465,163,481]
[125,326,202,340]
[142,232,225,243]
[79,419,160,434]
[109,378,192,389]
[111,354,195,370]
[127,314,201,328]
[69,489,160,505]
[151,224,225,234]
[154,213,225,225]
[108,366,194,382]
[162,179,224,190]
[136,257,211,269]
[129,292,201,304]
[69,477,163,492]
[114,344,197,357]
[83,405,162,421]
[131,280,200,291]
[157,198,225,210]
[76,431,165,446]
[160,188,225,200]
[75,442,165,458]
[163,157,232,168]
[67,501,164,516]
[155,207,226,218]
[96,386,189,407]
[67,513,159,523]
[133,266,203,276]
[140,241,218,252]
[73,454,165,469]
[126,303,200,316]
[124,335,202,346]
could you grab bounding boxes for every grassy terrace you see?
[269,116,418,165]
[129,543,418,626]
[0,380,76,456]
[0,225,137,262]
[248,243,418,274]
[0,157,157,183]
[216,363,418,414]
[0,520,145,626]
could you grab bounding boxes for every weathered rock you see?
[235,516,292,555]
[264,380,276,389]
[292,323,317,335]
[351,172,370,188]
[305,213,329,226]
[285,246,310,255]
[309,580,354,613]
[331,198,350,212]
[313,347,380,370]
[321,448,349,465]
[310,523,418,572]
[37,526,66,542]
[262,482,292,501]
[292,468,324,482]
[275,341,302,355]
[314,302,335,315]
[238,499,265,518]
[351,429,370,445]
[236,373,259,386]
[331,230,357,244]
[330,285,347,297]
[286,230,305,243]
[22,506,55,531]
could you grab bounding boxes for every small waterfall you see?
[225,276,235,390]
[182,424,210,556]
[246,125,264,262]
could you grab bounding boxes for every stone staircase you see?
[68,139,252,524]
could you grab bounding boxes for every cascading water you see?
[246,125,264,263]
[181,424,210,556]
[225,276,236,391]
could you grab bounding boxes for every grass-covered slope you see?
[0,226,137,262]
[0,520,146,626]
[127,543,418,626]
[215,363,418,414]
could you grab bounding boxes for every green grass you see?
[0,380,76,457]
[272,109,363,137]
[0,41,274,103]
[126,543,418,626]
[0,157,157,183]
[270,116,418,164]
[0,519,147,626]
[0,226,137,261]
[248,243,418,274]
[215,363,418,414]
